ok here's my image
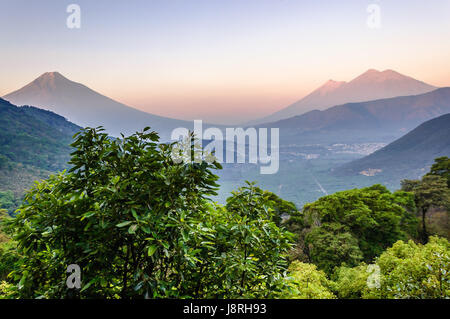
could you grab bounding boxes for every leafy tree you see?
[331,263,371,299]
[7,127,292,299]
[402,175,450,243]
[305,223,363,274]
[221,183,293,297]
[373,236,450,299]
[279,261,335,299]
[0,209,21,299]
[8,127,221,298]
[259,188,299,226]
[302,185,417,271]
[0,240,20,284]
[225,184,299,226]
[0,209,8,244]
[331,237,450,299]
[427,156,450,187]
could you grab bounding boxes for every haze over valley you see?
[2,69,449,207]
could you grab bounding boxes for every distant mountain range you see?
[259,87,450,144]
[4,70,439,138]
[252,69,437,125]
[3,72,193,139]
[1,70,449,211]
[338,113,450,180]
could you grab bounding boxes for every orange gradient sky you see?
[1,0,450,124]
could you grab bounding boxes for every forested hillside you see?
[0,98,80,212]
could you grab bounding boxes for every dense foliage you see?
[0,210,21,297]
[427,156,450,188]
[0,99,78,172]
[402,169,450,243]
[298,185,417,273]
[305,223,363,274]
[3,128,292,298]
[0,126,448,299]
[281,261,335,299]
[333,237,450,299]
[0,98,81,214]
[375,236,449,298]
[331,263,371,299]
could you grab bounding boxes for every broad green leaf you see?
[116,221,132,228]
[147,245,158,256]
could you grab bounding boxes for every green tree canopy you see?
[0,209,9,244]
[374,236,450,298]
[427,156,450,188]
[402,175,450,243]
[331,236,450,299]
[302,184,417,273]
[7,127,292,299]
[331,263,371,299]
[305,223,363,274]
[280,261,335,299]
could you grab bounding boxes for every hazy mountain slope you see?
[338,113,450,178]
[0,98,80,199]
[252,69,437,124]
[259,88,450,140]
[0,98,79,170]
[3,72,193,139]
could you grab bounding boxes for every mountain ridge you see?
[0,97,79,170]
[250,69,437,125]
[258,87,450,136]
[3,72,194,139]
[0,98,81,200]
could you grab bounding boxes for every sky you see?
[1,0,450,124]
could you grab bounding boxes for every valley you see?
[216,141,395,207]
